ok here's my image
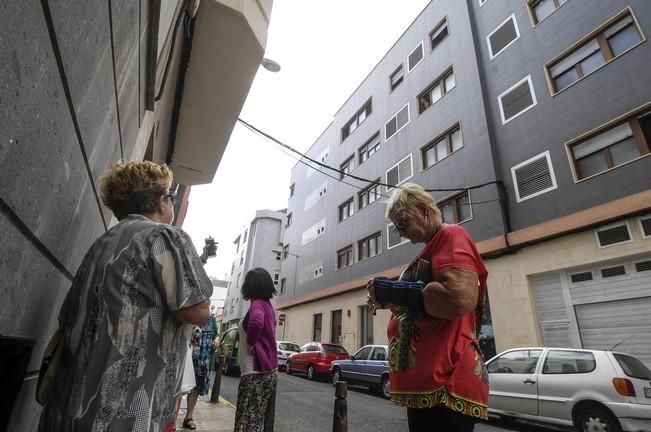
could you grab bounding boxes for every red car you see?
[286,342,349,380]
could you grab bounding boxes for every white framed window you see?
[487,14,520,59]
[479,0,488,6]
[384,103,410,141]
[386,154,413,191]
[387,223,409,249]
[307,147,329,178]
[358,180,381,210]
[336,245,354,270]
[338,197,354,222]
[304,181,328,211]
[498,75,537,124]
[511,150,557,202]
[342,100,372,142]
[340,154,355,179]
[407,41,424,72]
[313,266,323,278]
[529,0,569,25]
[594,222,633,248]
[639,214,651,238]
[273,272,280,286]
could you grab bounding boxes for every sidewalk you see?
[175,394,236,432]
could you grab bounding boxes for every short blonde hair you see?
[99,161,173,220]
[385,183,442,225]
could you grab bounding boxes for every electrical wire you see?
[238,118,504,209]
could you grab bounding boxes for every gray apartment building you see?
[0,1,272,429]
[274,0,651,366]
[222,209,286,331]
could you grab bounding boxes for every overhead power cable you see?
[237,117,502,196]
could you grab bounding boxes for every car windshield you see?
[613,353,651,380]
[323,344,348,355]
[279,342,299,352]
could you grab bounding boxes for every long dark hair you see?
[241,267,277,300]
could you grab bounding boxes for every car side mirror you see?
[349,355,355,360]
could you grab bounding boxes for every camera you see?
[205,236,217,257]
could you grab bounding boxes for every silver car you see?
[276,341,300,370]
[486,347,651,432]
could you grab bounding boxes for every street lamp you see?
[261,57,281,73]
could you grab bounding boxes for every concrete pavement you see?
[174,394,236,432]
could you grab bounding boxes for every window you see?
[601,265,626,278]
[313,266,323,278]
[529,0,568,25]
[331,310,343,344]
[342,99,372,141]
[640,214,651,238]
[340,155,355,179]
[387,223,408,249]
[407,41,424,72]
[385,103,410,140]
[595,223,632,248]
[568,109,651,180]
[570,271,593,283]
[289,183,295,198]
[390,65,404,90]
[547,11,643,94]
[511,151,557,202]
[337,245,353,269]
[307,147,330,178]
[273,273,280,286]
[313,313,322,341]
[282,244,289,259]
[339,198,354,222]
[498,75,537,124]
[418,68,456,113]
[274,250,281,261]
[280,278,286,294]
[359,232,382,260]
[421,124,462,169]
[542,350,596,374]
[487,349,542,374]
[358,180,381,210]
[386,154,413,191]
[360,305,374,345]
[479,0,488,5]
[439,192,472,224]
[302,219,326,245]
[239,251,244,265]
[358,132,381,164]
[487,14,520,59]
[305,182,329,211]
[286,212,292,228]
[429,18,449,50]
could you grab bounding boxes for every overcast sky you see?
[182,1,430,287]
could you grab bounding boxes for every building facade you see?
[275,0,651,364]
[222,209,286,332]
[0,1,272,429]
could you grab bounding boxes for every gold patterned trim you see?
[390,387,488,420]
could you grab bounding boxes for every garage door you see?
[575,297,651,367]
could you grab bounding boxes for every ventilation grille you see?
[601,266,626,278]
[635,260,651,272]
[641,217,651,237]
[570,272,593,283]
[596,225,631,247]
[514,156,554,199]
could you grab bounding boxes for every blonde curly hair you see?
[99,161,173,220]
[385,183,442,226]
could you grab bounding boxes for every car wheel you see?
[307,365,316,380]
[499,415,516,425]
[381,375,391,399]
[576,406,621,432]
[332,367,341,386]
[286,361,292,375]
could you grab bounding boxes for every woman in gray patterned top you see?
[38,161,213,432]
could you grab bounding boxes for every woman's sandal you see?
[182,418,196,430]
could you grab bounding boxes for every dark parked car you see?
[330,344,390,398]
[216,327,240,376]
[286,342,348,380]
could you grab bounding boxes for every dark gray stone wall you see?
[0,0,170,429]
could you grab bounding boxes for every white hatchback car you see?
[486,347,651,432]
[276,341,300,370]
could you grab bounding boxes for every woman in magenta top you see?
[234,268,278,432]
[368,183,489,432]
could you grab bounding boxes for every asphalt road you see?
[216,370,574,432]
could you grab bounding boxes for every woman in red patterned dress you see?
[367,183,489,432]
